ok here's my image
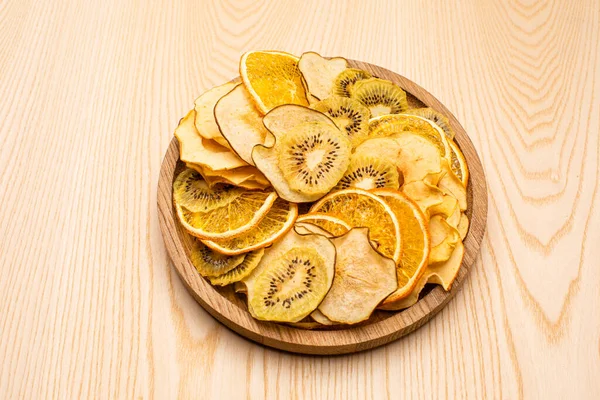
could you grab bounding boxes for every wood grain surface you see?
[1,0,599,397]
[157,60,488,355]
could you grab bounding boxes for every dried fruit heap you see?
[172,51,471,326]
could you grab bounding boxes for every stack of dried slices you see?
[172,51,470,327]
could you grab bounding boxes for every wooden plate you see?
[158,60,487,355]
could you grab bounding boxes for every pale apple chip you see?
[429,215,461,264]
[185,163,270,190]
[214,83,270,165]
[438,159,467,211]
[298,52,348,100]
[401,181,444,216]
[318,228,397,325]
[194,81,239,148]
[175,110,247,170]
[391,132,442,183]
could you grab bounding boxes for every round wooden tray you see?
[158,60,488,355]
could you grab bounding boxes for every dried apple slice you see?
[401,181,445,217]
[392,132,442,183]
[318,228,397,324]
[298,52,348,100]
[243,227,336,323]
[311,309,336,326]
[194,81,239,148]
[438,159,467,211]
[429,215,461,264]
[214,84,270,165]
[185,163,269,190]
[175,110,247,170]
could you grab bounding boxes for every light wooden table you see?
[1,0,599,398]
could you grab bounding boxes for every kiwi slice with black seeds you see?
[333,68,372,97]
[406,107,455,139]
[173,168,243,212]
[311,96,371,147]
[335,154,400,191]
[209,249,265,286]
[277,121,351,195]
[190,239,245,277]
[351,78,409,117]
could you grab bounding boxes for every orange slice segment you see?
[373,190,431,309]
[309,188,402,263]
[240,51,309,114]
[203,198,298,255]
[448,139,469,186]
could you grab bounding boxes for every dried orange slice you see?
[309,188,402,263]
[174,170,277,239]
[296,213,352,237]
[373,189,430,309]
[240,51,309,114]
[203,198,298,255]
[448,140,469,186]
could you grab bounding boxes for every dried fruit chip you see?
[208,249,264,286]
[240,50,309,114]
[174,171,277,240]
[438,159,467,211]
[405,107,455,139]
[194,81,239,148]
[392,132,443,183]
[373,190,430,309]
[311,96,371,147]
[185,163,270,190]
[214,84,270,165]
[203,198,298,255]
[401,181,445,217]
[296,213,351,237]
[351,78,409,117]
[448,139,469,186]
[175,110,247,170]
[318,228,397,324]
[367,113,451,159]
[429,215,461,264]
[298,52,348,100]
[254,107,348,202]
[310,188,402,263]
[387,241,465,309]
[244,227,336,322]
[189,239,245,277]
[311,309,336,326]
[173,168,244,212]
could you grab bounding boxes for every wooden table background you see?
[1,0,599,398]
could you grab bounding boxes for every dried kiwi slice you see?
[351,78,409,117]
[311,96,371,147]
[173,168,243,212]
[333,68,372,97]
[244,228,336,323]
[208,249,264,286]
[277,121,351,195]
[190,239,245,277]
[406,107,455,139]
[335,154,400,191]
